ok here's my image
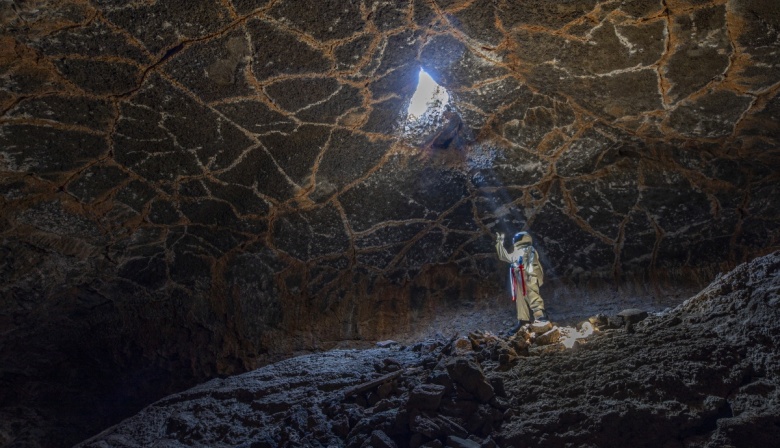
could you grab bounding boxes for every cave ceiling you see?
[1,0,780,420]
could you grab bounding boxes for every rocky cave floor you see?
[78,253,780,448]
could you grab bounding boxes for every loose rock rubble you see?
[78,252,780,448]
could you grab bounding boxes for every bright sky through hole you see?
[407,68,449,118]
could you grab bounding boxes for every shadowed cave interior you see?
[0,0,779,447]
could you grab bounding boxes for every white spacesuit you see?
[495,231,547,330]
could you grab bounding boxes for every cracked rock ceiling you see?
[1,0,779,446]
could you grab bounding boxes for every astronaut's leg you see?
[515,284,532,322]
[526,277,546,320]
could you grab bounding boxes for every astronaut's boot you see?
[505,319,530,336]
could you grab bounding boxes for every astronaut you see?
[495,231,548,334]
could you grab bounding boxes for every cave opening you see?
[403,67,471,151]
[406,68,450,121]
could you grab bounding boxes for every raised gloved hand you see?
[496,232,505,241]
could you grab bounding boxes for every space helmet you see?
[512,231,533,246]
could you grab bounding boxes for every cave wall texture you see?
[1,0,779,446]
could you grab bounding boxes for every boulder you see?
[408,384,446,411]
[530,321,553,334]
[534,327,561,346]
[454,337,474,355]
[427,369,454,394]
[618,308,649,324]
[489,339,517,361]
[445,357,495,403]
[508,337,530,356]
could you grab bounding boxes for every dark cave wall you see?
[1,0,780,446]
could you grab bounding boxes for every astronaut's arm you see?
[495,233,512,263]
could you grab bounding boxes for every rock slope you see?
[78,251,780,447]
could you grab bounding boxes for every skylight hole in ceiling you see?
[406,68,450,120]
